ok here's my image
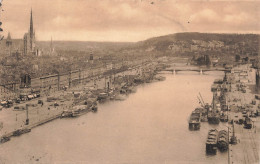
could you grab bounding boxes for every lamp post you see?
[25,104,29,125]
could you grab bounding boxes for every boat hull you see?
[189,122,200,130]
[206,129,218,155]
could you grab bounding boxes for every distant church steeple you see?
[6,32,12,47]
[7,32,12,40]
[29,8,34,50]
[24,8,36,55]
[50,37,53,53]
[30,8,34,39]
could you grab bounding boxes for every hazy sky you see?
[1,0,259,42]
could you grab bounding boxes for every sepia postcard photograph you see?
[0,0,259,163]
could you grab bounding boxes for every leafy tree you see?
[205,55,211,66]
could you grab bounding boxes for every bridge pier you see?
[200,69,203,75]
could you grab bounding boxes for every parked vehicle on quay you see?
[242,110,248,117]
[47,97,59,102]
[13,106,26,111]
[255,94,260,100]
[238,118,244,125]
[256,109,260,116]
[38,100,43,104]
[28,95,34,100]
[15,98,21,104]
[244,117,252,129]
[0,100,13,108]
[20,95,28,101]
[1,101,7,107]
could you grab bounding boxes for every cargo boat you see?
[217,130,229,152]
[0,136,10,143]
[71,105,89,117]
[206,129,218,154]
[208,112,220,124]
[189,110,201,130]
[61,110,73,118]
[97,92,109,103]
[13,128,31,136]
[208,92,220,124]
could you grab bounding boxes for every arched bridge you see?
[161,68,231,74]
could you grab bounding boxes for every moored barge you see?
[217,130,229,152]
[206,129,218,154]
[189,110,201,130]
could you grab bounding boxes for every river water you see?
[0,71,228,164]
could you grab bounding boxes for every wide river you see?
[0,71,228,164]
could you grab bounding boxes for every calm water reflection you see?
[0,72,229,164]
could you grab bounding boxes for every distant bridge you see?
[161,68,231,74]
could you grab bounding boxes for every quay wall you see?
[0,59,154,100]
[1,112,63,141]
[0,66,115,100]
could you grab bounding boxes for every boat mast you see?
[212,92,216,110]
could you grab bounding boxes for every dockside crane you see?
[199,92,205,106]
[197,96,205,107]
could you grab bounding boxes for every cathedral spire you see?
[7,32,11,40]
[30,8,33,39]
[6,32,12,47]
